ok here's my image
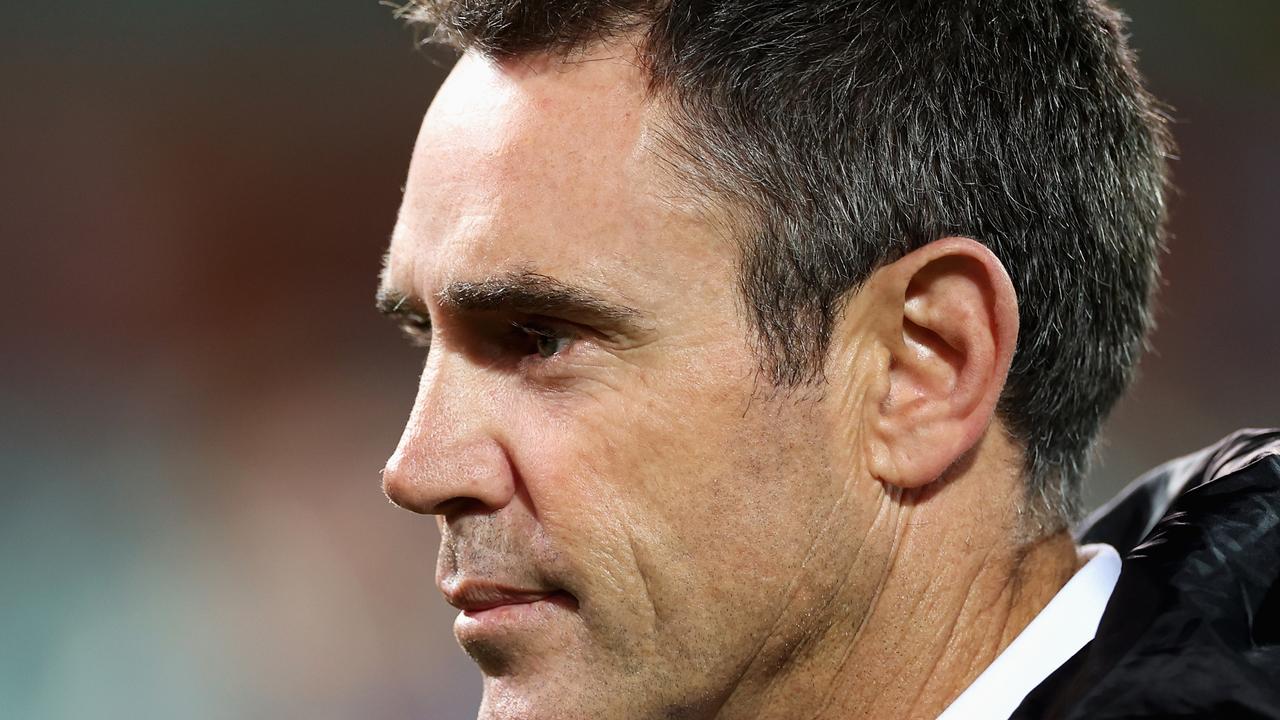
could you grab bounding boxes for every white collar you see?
[936,543,1122,720]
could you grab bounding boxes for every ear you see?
[860,237,1019,489]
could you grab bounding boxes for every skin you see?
[379,44,1080,720]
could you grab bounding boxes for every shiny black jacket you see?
[1013,429,1280,719]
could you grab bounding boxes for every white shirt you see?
[936,543,1122,720]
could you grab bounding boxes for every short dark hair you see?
[403,0,1172,530]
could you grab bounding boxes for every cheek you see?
[504,371,851,659]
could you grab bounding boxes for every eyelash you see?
[509,321,575,360]
[399,312,433,349]
[398,316,576,362]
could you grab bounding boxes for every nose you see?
[382,355,515,516]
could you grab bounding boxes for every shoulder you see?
[1014,429,1280,720]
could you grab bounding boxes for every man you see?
[375,1,1280,718]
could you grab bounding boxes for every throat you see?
[717,530,1081,720]
[902,530,1083,719]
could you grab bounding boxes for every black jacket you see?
[1013,429,1280,719]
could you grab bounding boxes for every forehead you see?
[385,48,724,305]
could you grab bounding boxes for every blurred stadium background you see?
[2,1,1276,718]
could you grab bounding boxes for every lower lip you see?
[454,592,577,638]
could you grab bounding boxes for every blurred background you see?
[1,1,1276,718]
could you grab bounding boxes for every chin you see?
[462,612,693,720]
[477,676,606,720]
[477,669,709,720]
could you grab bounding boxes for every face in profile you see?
[379,49,889,720]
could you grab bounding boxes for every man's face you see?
[380,49,888,720]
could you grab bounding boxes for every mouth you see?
[442,579,579,625]
[460,590,577,621]
[440,576,581,638]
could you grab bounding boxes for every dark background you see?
[2,2,1276,717]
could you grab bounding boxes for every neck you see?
[718,523,1079,720]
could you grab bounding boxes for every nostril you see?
[433,496,484,518]
[382,464,498,517]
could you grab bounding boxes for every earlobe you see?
[862,238,1019,489]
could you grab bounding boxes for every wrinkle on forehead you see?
[390,44,717,295]
[420,47,654,180]
[382,40,746,358]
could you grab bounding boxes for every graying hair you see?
[403,0,1173,532]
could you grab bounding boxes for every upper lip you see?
[440,578,562,612]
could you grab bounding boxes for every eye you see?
[399,311,432,349]
[512,321,574,359]
[534,332,572,359]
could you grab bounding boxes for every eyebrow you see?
[376,270,650,338]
